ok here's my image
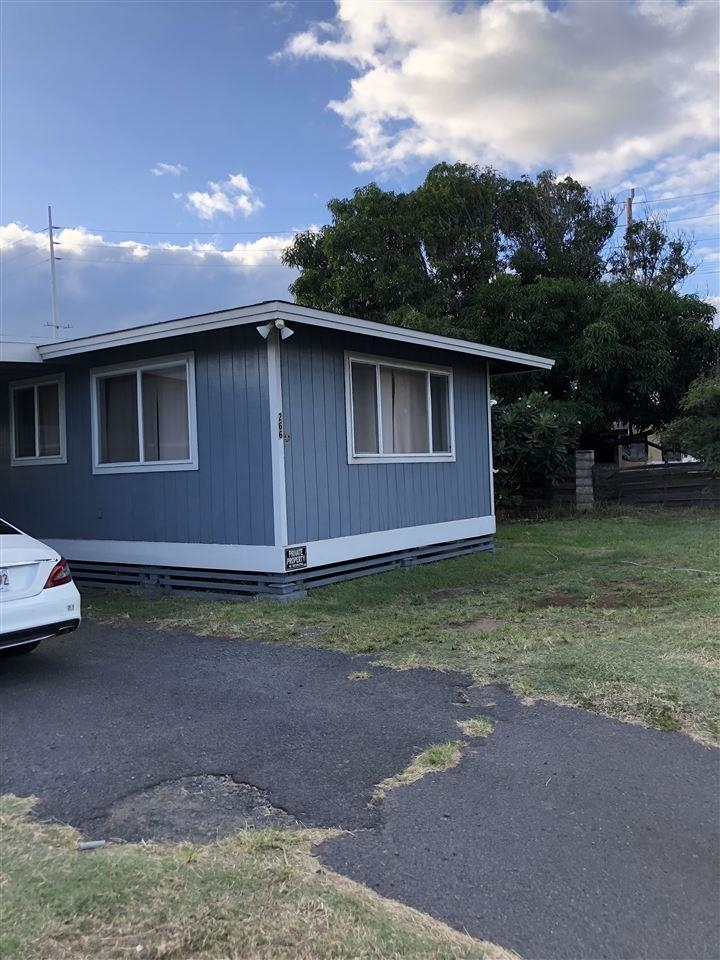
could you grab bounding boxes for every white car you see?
[0,518,81,655]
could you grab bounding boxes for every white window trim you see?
[90,352,198,474]
[344,351,456,465]
[9,373,67,466]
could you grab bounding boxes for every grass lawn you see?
[86,510,720,745]
[0,796,510,960]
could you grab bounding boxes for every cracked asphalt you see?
[1,620,718,960]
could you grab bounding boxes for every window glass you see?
[351,362,379,454]
[380,367,429,454]
[98,373,139,464]
[142,365,189,461]
[37,383,61,456]
[0,520,20,535]
[13,387,36,458]
[430,374,450,453]
[348,357,452,459]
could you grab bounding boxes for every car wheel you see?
[0,641,41,657]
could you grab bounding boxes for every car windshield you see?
[0,520,20,535]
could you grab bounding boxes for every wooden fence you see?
[593,463,720,509]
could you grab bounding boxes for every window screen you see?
[351,362,379,454]
[98,373,139,464]
[142,366,189,461]
[13,387,36,458]
[11,380,63,461]
[430,374,450,453]
[37,383,61,456]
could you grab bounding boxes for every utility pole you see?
[625,188,635,273]
[47,205,62,338]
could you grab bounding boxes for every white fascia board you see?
[1,340,43,363]
[275,303,554,371]
[36,299,554,371]
[37,302,282,360]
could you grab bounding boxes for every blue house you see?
[1,301,553,597]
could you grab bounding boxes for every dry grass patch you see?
[456,716,495,738]
[373,742,465,801]
[0,795,513,960]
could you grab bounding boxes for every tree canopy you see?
[283,163,718,444]
[663,375,720,475]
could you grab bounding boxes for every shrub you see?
[492,392,582,506]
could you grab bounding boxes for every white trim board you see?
[1,340,43,364]
[266,328,289,546]
[48,539,285,573]
[36,300,553,373]
[300,516,495,568]
[48,516,496,575]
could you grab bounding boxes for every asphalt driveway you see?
[1,620,718,960]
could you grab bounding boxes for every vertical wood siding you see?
[0,327,274,546]
[281,329,492,544]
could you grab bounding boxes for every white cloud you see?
[280,0,719,189]
[183,172,264,220]
[0,222,296,337]
[151,162,188,176]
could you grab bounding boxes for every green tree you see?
[283,183,434,322]
[501,170,616,283]
[283,164,719,445]
[607,214,696,291]
[663,375,720,475]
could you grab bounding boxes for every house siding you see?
[281,328,492,545]
[0,327,274,546]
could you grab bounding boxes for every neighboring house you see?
[0,301,553,597]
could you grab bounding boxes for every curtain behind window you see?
[142,365,189,461]
[380,368,429,453]
[98,373,139,463]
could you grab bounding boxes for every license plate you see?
[0,569,9,592]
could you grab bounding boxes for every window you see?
[10,376,66,465]
[346,353,454,463]
[91,354,197,473]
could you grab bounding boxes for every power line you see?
[1,255,50,277]
[614,189,720,207]
[63,227,298,237]
[1,241,49,265]
[59,255,287,268]
[613,212,719,231]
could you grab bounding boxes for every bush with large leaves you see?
[492,393,582,507]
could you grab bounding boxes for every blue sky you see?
[1,0,718,339]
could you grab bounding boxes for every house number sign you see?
[284,545,308,571]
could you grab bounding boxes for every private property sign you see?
[284,545,308,572]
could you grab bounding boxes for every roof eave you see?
[35,300,554,372]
